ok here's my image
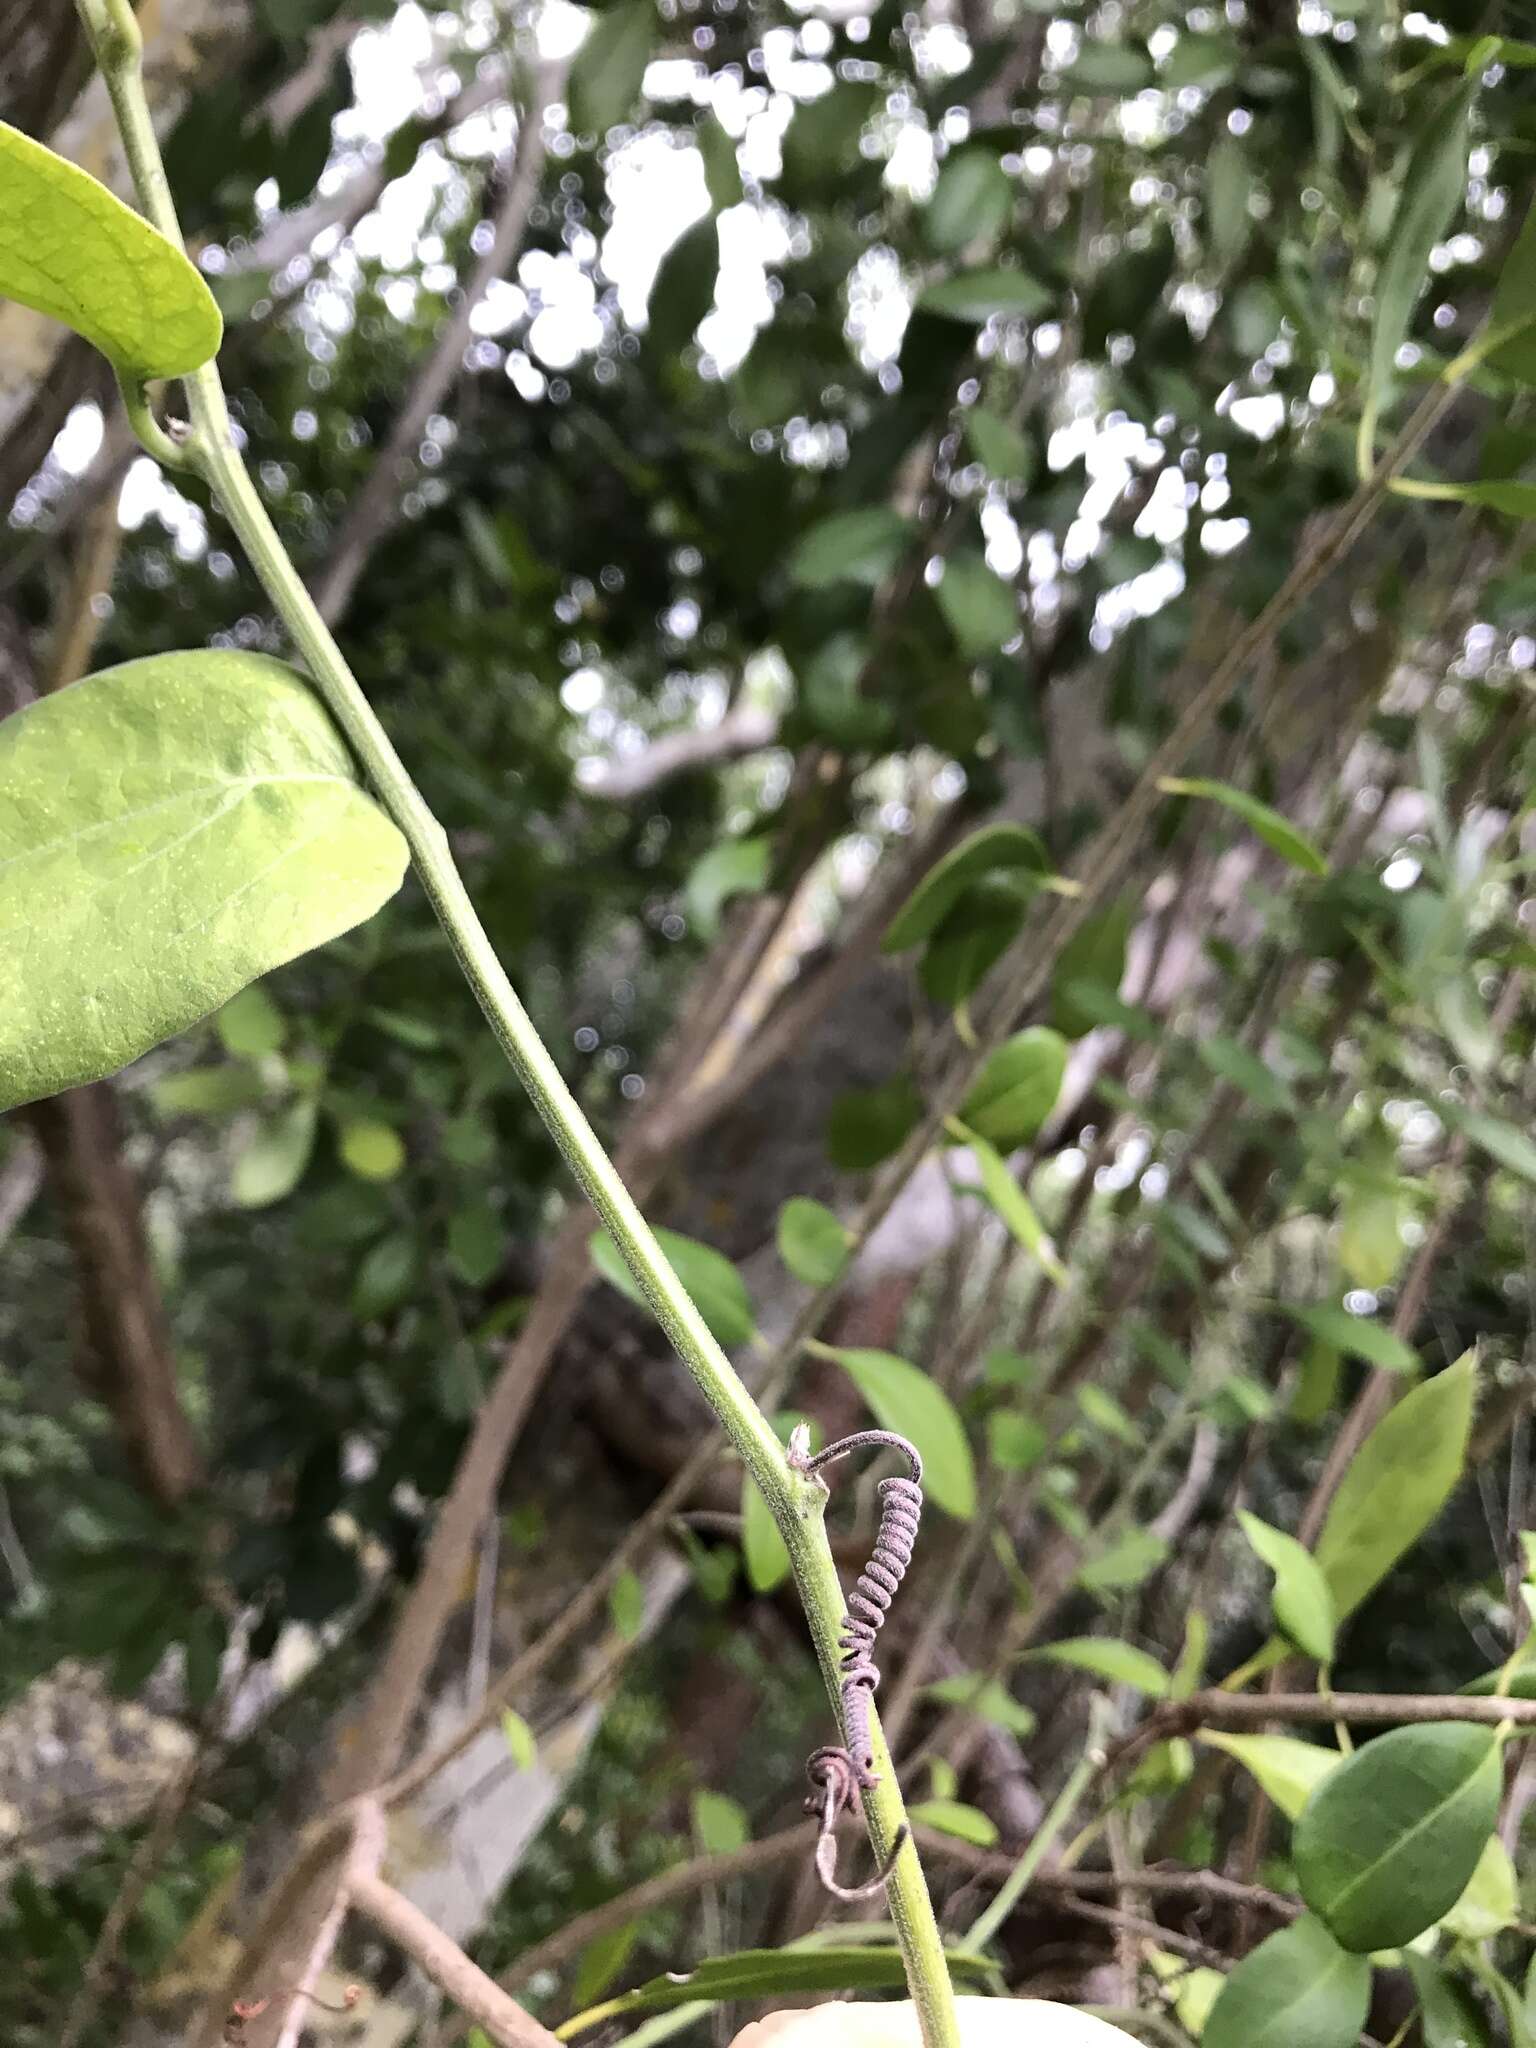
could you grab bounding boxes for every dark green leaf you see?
[1283,1303,1418,1376]
[956,1026,1068,1148]
[883,823,1050,952]
[917,267,1053,323]
[352,1229,417,1319]
[826,1075,924,1171]
[824,1347,976,1518]
[1406,1954,1494,2048]
[964,406,1033,484]
[1294,1722,1502,1951]
[935,550,1018,658]
[563,1944,996,2031]
[571,1921,640,2010]
[647,217,718,355]
[787,506,910,588]
[1203,1914,1372,2048]
[568,1,655,137]
[924,149,1012,255]
[0,653,407,1111]
[590,1227,756,1348]
[0,120,222,376]
[1050,905,1131,1040]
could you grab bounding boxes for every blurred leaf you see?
[698,115,743,212]
[884,823,1050,952]
[1439,1102,1536,1184]
[826,1075,924,1171]
[1295,1722,1501,1951]
[447,1202,503,1288]
[935,550,1018,658]
[692,1789,749,1853]
[787,507,910,588]
[590,1227,756,1348]
[956,1026,1068,1148]
[232,1098,318,1208]
[742,1470,789,1593]
[1197,1035,1295,1114]
[500,1708,536,1770]
[1406,1955,1495,2048]
[352,1229,417,1319]
[1027,1637,1170,1695]
[609,1567,645,1640]
[1236,1511,1336,1663]
[964,406,1033,484]
[569,1,655,137]
[1199,1732,1342,1820]
[572,1921,641,2010]
[1159,776,1327,875]
[1282,1303,1418,1375]
[924,149,1011,254]
[922,1672,1036,1736]
[1076,1529,1168,1595]
[908,1798,998,1846]
[1203,1914,1371,2048]
[217,985,285,1058]
[776,1197,850,1287]
[824,1347,976,1518]
[1050,905,1131,1040]
[685,836,771,937]
[1440,1834,1518,1941]
[647,216,718,354]
[339,1118,405,1182]
[918,267,1053,323]
[1060,41,1155,92]
[960,1126,1068,1287]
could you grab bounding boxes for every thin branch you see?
[577,704,780,802]
[310,60,560,627]
[273,1801,385,2048]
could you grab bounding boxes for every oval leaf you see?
[1314,1353,1475,1621]
[1200,1731,1342,1821]
[917,266,1053,323]
[883,822,1050,953]
[824,1347,976,1519]
[1027,1638,1170,1695]
[1283,1303,1418,1375]
[0,120,222,377]
[1050,905,1131,1040]
[1294,1721,1502,1952]
[956,1026,1068,1149]
[924,149,1012,255]
[0,652,408,1110]
[826,1075,923,1171]
[908,1798,998,1846]
[1203,1914,1372,2048]
[590,1226,756,1348]
[1158,776,1327,875]
[568,0,655,138]
[776,1197,850,1288]
[1236,1511,1337,1664]
[787,506,910,589]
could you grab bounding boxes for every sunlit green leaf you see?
[1237,1511,1336,1663]
[1027,1637,1170,1695]
[884,824,1050,953]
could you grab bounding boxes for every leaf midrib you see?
[1252,1945,1360,2048]
[0,772,351,877]
[1321,1742,1495,1927]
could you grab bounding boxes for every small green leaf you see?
[934,550,1019,658]
[500,1707,536,1770]
[883,823,1050,953]
[352,1229,417,1319]
[568,1,655,138]
[152,1065,268,1117]
[609,1566,645,1640]
[908,1798,998,1847]
[960,1126,1067,1287]
[823,1347,976,1519]
[692,1788,749,1853]
[776,1197,850,1288]
[699,114,743,212]
[571,1921,641,2011]
[1205,136,1253,263]
[0,120,222,376]
[964,406,1033,484]
[917,267,1053,323]
[987,1410,1047,1472]
[787,506,910,588]
[921,1672,1036,1736]
[1359,83,1475,464]
[339,1118,405,1182]
[1440,1834,1518,1941]
[231,1098,318,1209]
[1203,1914,1372,2048]
[826,1075,923,1171]
[1237,1511,1337,1664]
[1282,1303,1418,1375]
[447,1202,503,1288]
[956,1026,1068,1149]
[647,215,718,355]
[742,1470,790,1594]
[1338,1180,1404,1291]
[1439,1102,1536,1185]
[1314,1355,1475,1622]
[1027,1637,1170,1695]
[1199,1732,1342,1820]
[1295,1722,1502,1951]
[1487,200,1536,386]
[1076,1529,1168,1596]
[1159,776,1327,875]
[1196,1035,1296,1115]
[924,149,1012,255]
[217,985,285,1059]
[684,836,771,937]
[1060,41,1156,92]
[590,1227,756,1348]
[562,1944,996,2032]
[1406,1954,1495,2048]
[1050,905,1131,1040]
[0,653,408,1111]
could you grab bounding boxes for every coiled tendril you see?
[795,1428,923,1898]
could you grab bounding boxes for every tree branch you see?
[577,704,780,802]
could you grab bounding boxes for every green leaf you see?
[0,652,408,1111]
[921,1672,1036,1737]
[908,1798,998,1847]
[826,1075,923,1171]
[934,550,1018,658]
[684,836,771,937]
[1487,201,1536,385]
[960,1127,1067,1287]
[776,1198,850,1288]
[1338,1181,1404,1291]
[1076,1529,1168,1596]
[609,1566,645,1640]
[1200,1731,1342,1820]
[0,120,222,377]
[1203,1914,1372,2048]
[1027,1638,1170,1695]
[1050,905,1131,1040]
[1158,776,1327,875]
[1440,1834,1518,1941]
[1406,1954,1495,2048]
[1205,135,1252,265]
[964,406,1033,485]
[1314,1355,1475,1622]
[1196,1036,1296,1115]
[823,1347,976,1519]
[1360,81,1475,462]
[1399,479,1536,519]
[1282,1303,1418,1375]
[691,1789,749,1853]
[956,1026,1068,1148]
[742,1463,790,1593]
[787,506,910,589]
[1439,1102,1536,1184]
[217,985,285,1059]
[231,1098,318,1209]
[917,267,1053,323]
[563,1944,996,2032]
[698,114,743,213]
[447,1202,504,1288]
[1060,42,1156,92]
[339,1118,405,1182]
[568,1,655,138]
[152,1065,268,1117]
[590,1227,756,1348]
[352,1229,417,1319]
[571,1921,641,2011]
[1294,1722,1502,1951]
[647,216,718,355]
[500,1707,536,1770]
[987,1410,1047,1472]
[924,149,1012,255]
[883,823,1050,953]
[1163,32,1236,88]
[1236,1511,1337,1663]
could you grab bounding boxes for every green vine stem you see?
[74,3,959,2041]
